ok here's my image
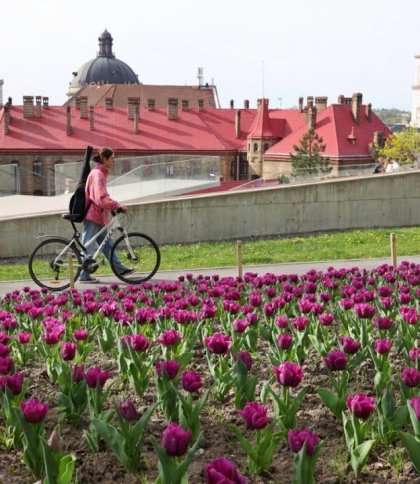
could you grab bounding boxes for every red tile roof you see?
[264,104,391,159]
[248,99,276,138]
[0,101,390,160]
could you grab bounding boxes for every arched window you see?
[253,143,258,152]
[263,143,270,152]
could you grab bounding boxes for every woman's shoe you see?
[120,268,135,276]
[79,277,99,283]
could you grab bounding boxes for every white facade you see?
[411,55,420,127]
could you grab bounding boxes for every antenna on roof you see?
[197,67,203,87]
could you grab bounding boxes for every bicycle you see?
[28,210,161,291]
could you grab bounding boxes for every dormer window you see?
[347,127,357,146]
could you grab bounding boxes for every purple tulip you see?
[401,367,420,387]
[273,361,304,387]
[232,319,248,333]
[288,428,318,455]
[204,332,232,356]
[181,370,203,393]
[292,316,309,331]
[157,329,182,347]
[130,334,151,352]
[410,397,420,419]
[319,313,334,326]
[85,366,110,388]
[71,364,85,383]
[324,350,348,371]
[73,329,89,341]
[205,457,248,484]
[0,343,10,357]
[400,306,419,325]
[20,397,49,423]
[373,316,394,330]
[17,331,31,344]
[340,336,361,354]
[120,400,139,422]
[277,333,293,350]
[248,291,263,307]
[409,347,420,362]
[347,393,375,419]
[0,356,13,374]
[0,372,24,395]
[275,316,288,328]
[161,422,191,456]
[374,338,392,354]
[0,332,11,345]
[239,401,269,429]
[354,303,376,319]
[60,341,77,361]
[155,359,180,380]
[234,351,253,371]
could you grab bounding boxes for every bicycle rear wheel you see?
[28,237,82,291]
[110,232,160,284]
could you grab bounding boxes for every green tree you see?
[290,128,332,177]
[377,128,420,164]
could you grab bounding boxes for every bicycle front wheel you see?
[110,232,161,284]
[28,237,82,291]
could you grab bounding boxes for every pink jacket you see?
[84,164,120,225]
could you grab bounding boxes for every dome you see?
[69,30,139,92]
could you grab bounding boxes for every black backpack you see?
[68,146,93,223]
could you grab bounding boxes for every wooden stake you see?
[67,251,75,288]
[390,233,397,267]
[237,240,243,278]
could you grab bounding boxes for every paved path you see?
[2,255,420,297]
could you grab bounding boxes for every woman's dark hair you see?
[93,148,114,163]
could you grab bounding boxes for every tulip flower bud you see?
[205,457,248,484]
[401,367,420,388]
[346,393,375,419]
[120,400,139,422]
[324,350,348,371]
[20,397,49,423]
[181,370,202,393]
[273,361,304,387]
[161,423,191,456]
[288,428,318,455]
[410,396,420,419]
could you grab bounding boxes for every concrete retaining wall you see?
[1,171,419,259]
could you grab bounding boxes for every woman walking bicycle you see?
[79,147,133,283]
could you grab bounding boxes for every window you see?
[263,143,270,152]
[166,164,174,176]
[33,161,42,175]
[253,143,258,153]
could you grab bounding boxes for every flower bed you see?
[0,262,420,483]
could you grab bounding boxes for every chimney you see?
[133,106,139,133]
[181,99,189,111]
[235,110,241,138]
[127,97,140,120]
[147,98,156,110]
[79,96,88,118]
[89,105,94,130]
[75,97,81,109]
[373,131,384,147]
[366,103,372,121]
[298,97,304,112]
[34,96,42,117]
[338,94,345,104]
[198,99,204,111]
[308,106,317,130]
[3,102,10,134]
[23,96,34,118]
[0,79,4,107]
[315,96,328,112]
[230,99,234,109]
[66,105,72,136]
[306,96,314,109]
[42,96,49,108]
[105,97,113,110]
[167,98,178,120]
[244,99,249,109]
[351,93,363,123]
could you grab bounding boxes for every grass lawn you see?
[1,227,420,281]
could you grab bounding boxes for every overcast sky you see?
[2,0,420,111]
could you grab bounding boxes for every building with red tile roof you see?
[0,93,389,195]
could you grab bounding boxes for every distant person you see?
[79,147,133,283]
[385,157,399,173]
[373,156,385,174]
